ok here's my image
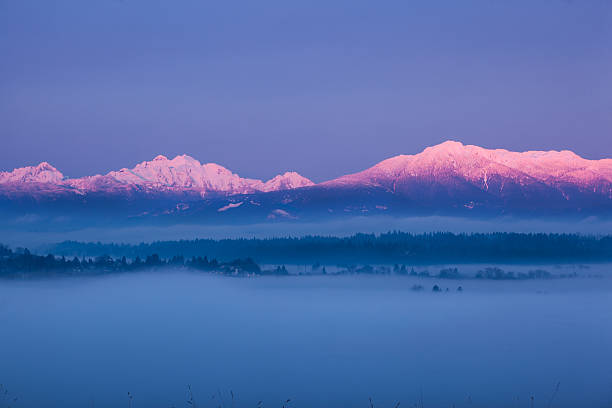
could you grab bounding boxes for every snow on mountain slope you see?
[1,154,314,196]
[324,141,612,197]
[97,154,314,194]
[106,155,260,193]
[0,162,64,184]
[0,143,609,208]
[481,147,612,188]
[261,172,315,192]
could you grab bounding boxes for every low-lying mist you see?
[1,270,611,408]
[3,215,612,248]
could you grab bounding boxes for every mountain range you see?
[0,154,314,197]
[1,141,611,223]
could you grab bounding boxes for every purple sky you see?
[1,0,611,182]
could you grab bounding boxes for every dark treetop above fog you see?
[46,232,612,264]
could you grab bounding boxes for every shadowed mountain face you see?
[0,141,611,224]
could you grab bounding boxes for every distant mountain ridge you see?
[0,162,64,184]
[325,141,612,197]
[0,154,314,197]
[1,141,610,221]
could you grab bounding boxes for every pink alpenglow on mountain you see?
[106,155,260,193]
[0,143,610,215]
[0,162,64,184]
[260,172,315,192]
[0,154,314,196]
[324,141,612,197]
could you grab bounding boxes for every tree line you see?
[47,232,612,264]
[0,244,286,277]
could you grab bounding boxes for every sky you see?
[1,0,611,182]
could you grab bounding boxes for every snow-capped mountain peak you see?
[102,154,267,193]
[261,172,315,192]
[324,140,612,196]
[0,162,64,184]
[1,143,609,212]
[0,154,314,197]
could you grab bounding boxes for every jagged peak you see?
[97,155,310,194]
[325,140,612,188]
[272,171,311,180]
[3,143,610,197]
[418,140,585,159]
[260,171,314,192]
[136,154,206,168]
[36,161,57,170]
[201,162,233,172]
[426,140,465,151]
[377,140,602,164]
[169,154,201,165]
[132,154,203,170]
[0,161,64,184]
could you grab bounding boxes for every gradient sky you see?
[1,0,611,182]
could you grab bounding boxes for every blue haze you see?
[1,271,611,407]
